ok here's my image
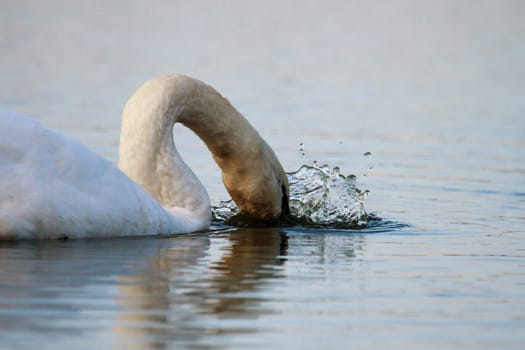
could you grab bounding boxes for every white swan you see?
[0,74,289,239]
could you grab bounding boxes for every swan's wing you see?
[0,110,185,239]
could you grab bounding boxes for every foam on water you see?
[212,163,368,228]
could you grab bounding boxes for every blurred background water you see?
[0,0,524,349]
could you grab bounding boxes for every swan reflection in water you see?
[112,229,365,349]
[0,229,364,349]
[113,227,288,348]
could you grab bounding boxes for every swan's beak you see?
[279,184,291,222]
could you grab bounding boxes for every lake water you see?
[0,0,524,349]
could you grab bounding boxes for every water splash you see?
[211,199,241,223]
[287,163,367,227]
[212,163,368,228]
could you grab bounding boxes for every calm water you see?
[1,0,524,349]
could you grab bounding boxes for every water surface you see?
[0,0,524,349]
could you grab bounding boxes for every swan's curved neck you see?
[118,75,289,221]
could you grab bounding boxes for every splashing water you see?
[212,163,368,228]
[288,163,368,227]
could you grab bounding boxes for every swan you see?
[0,74,289,239]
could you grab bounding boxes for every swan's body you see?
[0,75,289,239]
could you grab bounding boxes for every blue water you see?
[0,0,524,349]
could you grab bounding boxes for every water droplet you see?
[358,189,370,203]
[363,152,374,174]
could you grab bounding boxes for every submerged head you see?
[219,139,290,222]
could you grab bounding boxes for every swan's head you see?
[220,141,290,222]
